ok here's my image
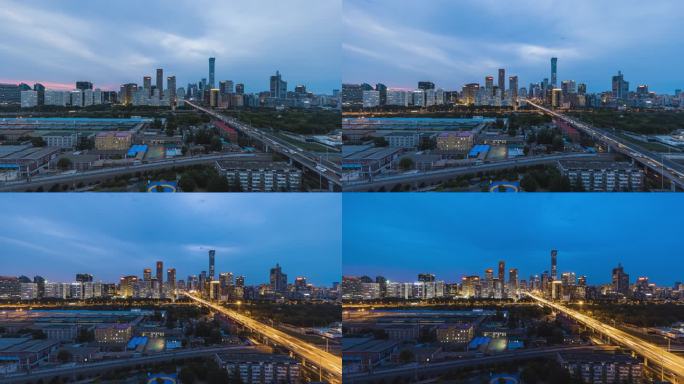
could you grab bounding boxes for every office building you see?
[209,57,216,89]
[156,68,164,97]
[94,131,132,151]
[0,83,21,104]
[270,263,287,294]
[156,261,163,295]
[215,352,300,384]
[167,76,176,104]
[612,71,629,101]
[269,71,287,99]
[417,81,435,90]
[612,263,630,296]
[209,250,216,282]
[436,323,474,344]
[20,91,38,108]
[551,250,558,281]
[362,90,380,108]
[551,57,558,87]
[498,69,505,94]
[76,81,93,91]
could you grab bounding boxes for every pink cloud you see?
[0,79,118,91]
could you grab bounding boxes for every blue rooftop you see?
[127,144,148,157]
[468,144,490,157]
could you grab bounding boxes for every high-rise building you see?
[418,81,435,90]
[143,76,152,96]
[76,81,93,91]
[498,69,506,94]
[156,68,164,97]
[509,76,518,101]
[509,268,519,293]
[551,57,558,88]
[167,76,176,103]
[120,275,138,298]
[485,76,494,95]
[612,71,629,101]
[269,263,287,294]
[76,274,93,283]
[33,83,45,106]
[209,250,216,281]
[269,71,287,99]
[484,268,494,297]
[417,274,436,282]
[612,263,630,296]
[143,268,152,281]
[551,250,558,281]
[156,261,163,295]
[167,268,176,293]
[120,83,138,105]
[209,57,216,89]
[236,83,245,94]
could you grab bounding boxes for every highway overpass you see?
[185,101,342,190]
[344,345,604,384]
[0,153,258,192]
[1,346,253,384]
[343,153,598,191]
[525,99,684,190]
[183,292,342,384]
[526,292,684,383]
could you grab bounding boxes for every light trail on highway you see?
[526,292,684,382]
[525,99,684,189]
[183,292,341,384]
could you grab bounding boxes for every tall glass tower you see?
[209,57,215,89]
[551,57,558,88]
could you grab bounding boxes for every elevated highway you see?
[185,101,341,190]
[183,292,341,384]
[526,292,684,383]
[526,99,684,190]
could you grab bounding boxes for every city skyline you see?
[343,194,684,286]
[0,0,341,93]
[343,0,684,93]
[0,194,341,285]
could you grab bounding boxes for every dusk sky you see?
[0,0,340,93]
[343,194,683,286]
[0,194,341,286]
[343,0,684,94]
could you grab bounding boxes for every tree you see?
[373,137,389,147]
[179,175,197,192]
[399,157,414,171]
[520,175,539,192]
[57,349,72,363]
[179,368,195,384]
[398,349,414,364]
[56,157,72,171]
[207,175,230,192]
[31,137,46,147]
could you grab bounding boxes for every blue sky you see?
[0,0,340,93]
[0,194,341,286]
[343,194,683,287]
[343,0,684,94]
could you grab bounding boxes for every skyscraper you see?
[209,250,215,281]
[509,268,519,293]
[269,263,287,294]
[498,260,505,296]
[143,268,152,281]
[551,249,558,281]
[612,71,629,101]
[612,263,630,296]
[497,69,505,94]
[270,71,287,99]
[509,76,518,101]
[551,57,558,88]
[76,274,93,283]
[167,76,176,103]
[76,81,93,91]
[156,68,164,97]
[156,261,163,295]
[143,76,152,96]
[209,57,216,89]
[167,268,176,293]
